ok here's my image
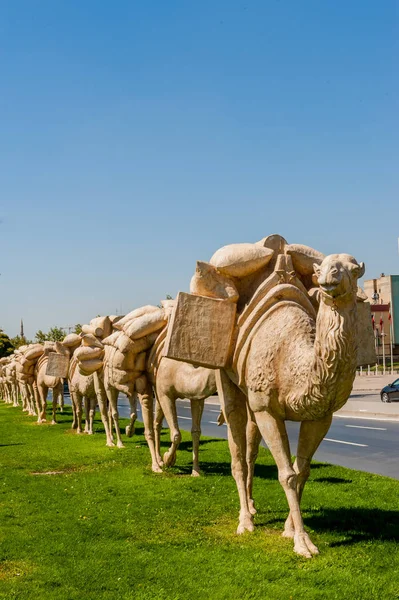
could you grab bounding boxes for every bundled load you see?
[14,343,45,383]
[75,330,106,377]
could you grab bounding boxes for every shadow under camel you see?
[265,506,399,545]
[305,507,399,545]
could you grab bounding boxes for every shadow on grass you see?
[306,507,399,545]
[0,443,24,447]
[313,476,352,484]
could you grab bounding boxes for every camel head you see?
[313,254,365,304]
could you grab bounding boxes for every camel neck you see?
[309,294,358,413]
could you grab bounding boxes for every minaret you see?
[20,319,25,340]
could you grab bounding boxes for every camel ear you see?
[313,263,321,278]
[351,262,365,279]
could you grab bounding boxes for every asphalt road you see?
[62,391,399,480]
[131,396,399,480]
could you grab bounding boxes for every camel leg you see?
[125,392,138,437]
[74,392,83,433]
[13,385,19,407]
[51,384,62,424]
[58,385,64,413]
[283,414,332,539]
[250,404,318,558]
[153,397,164,466]
[138,384,162,473]
[70,390,78,429]
[156,391,181,470]
[38,384,48,423]
[87,397,96,435]
[246,407,262,515]
[216,370,254,534]
[106,386,124,448]
[93,372,115,447]
[27,384,36,416]
[190,399,204,477]
[84,396,89,433]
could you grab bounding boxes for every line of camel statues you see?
[0,234,375,558]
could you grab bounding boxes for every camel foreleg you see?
[282,414,332,541]
[248,394,319,558]
[138,381,162,473]
[153,396,164,466]
[246,407,262,515]
[106,386,124,448]
[156,390,181,471]
[93,372,115,447]
[51,383,63,424]
[190,398,204,477]
[216,370,254,534]
[125,392,138,437]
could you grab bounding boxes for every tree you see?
[0,329,14,358]
[10,335,32,349]
[74,324,82,335]
[35,326,65,343]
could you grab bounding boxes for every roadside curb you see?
[335,411,399,422]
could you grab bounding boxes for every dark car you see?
[380,378,399,402]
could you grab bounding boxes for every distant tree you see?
[0,329,14,358]
[34,326,65,343]
[35,330,48,343]
[74,324,82,335]
[10,335,32,349]
[47,327,65,341]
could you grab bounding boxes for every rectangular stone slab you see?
[46,353,69,378]
[357,301,377,366]
[164,292,237,369]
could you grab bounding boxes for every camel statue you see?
[149,354,217,477]
[58,333,98,435]
[69,356,97,434]
[73,314,163,473]
[33,343,66,423]
[3,357,18,406]
[165,236,371,558]
[219,252,365,557]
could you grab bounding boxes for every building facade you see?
[364,274,399,358]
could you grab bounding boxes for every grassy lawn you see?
[0,403,399,600]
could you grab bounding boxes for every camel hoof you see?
[117,442,125,449]
[282,528,295,539]
[294,533,319,558]
[106,441,116,448]
[152,464,163,474]
[191,469,201,477]
[163,451,175,467]
[237,518,254,535]
[248,499,257,516]
[51,420,57,425]
[125,426,135,438]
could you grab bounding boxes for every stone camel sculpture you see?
[218,252,365,557]
[165,236,371,557]
[33,343,66,423]
[75,314,164,473]
[60,333,98,435]
[150,355,217,477]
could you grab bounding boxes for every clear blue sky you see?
[1,1,398,339]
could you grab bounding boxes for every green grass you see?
[0,404,399,600]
